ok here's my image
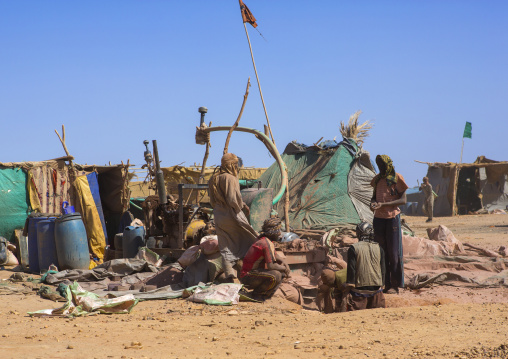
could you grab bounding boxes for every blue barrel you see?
[28,216,50,273]
[37,219,59,271]
[123,226,146,258]
[54,213,90,270]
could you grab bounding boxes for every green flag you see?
[463,121,472,139]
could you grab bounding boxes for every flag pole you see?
[242,22,276,147]
[243,22,290,231]
[455,129,467,215]
[459,138,464,165]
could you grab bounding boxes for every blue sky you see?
[1,1,507,186]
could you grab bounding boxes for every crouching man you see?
[320,221,386,312]
[346,221,386,311]
[240,218,290,300]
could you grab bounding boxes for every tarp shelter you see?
[258,138,376,230]
[0,158,131,248]
[417,156,508,216]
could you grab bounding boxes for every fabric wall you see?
[427,166,453,216]
[28,161,71,214]
[258,139,372,230]
[478,167,508,211]
[86,172,108,243]
[348,150,375,223]
[0,168,29,240]
[74,175,106,262]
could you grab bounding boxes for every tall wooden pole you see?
[241,10,291,232]
[459,138,465,165]
[454,138,466,216]
[243,23,276,147]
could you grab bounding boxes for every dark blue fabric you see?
[86,172,108,244]
[373,214,404,289]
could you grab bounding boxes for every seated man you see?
[240,218,290,300]
[320,222,386,312]
[346,221,386,311]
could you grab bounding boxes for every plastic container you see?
[122,226,146,258]
[62,201,75,215]
[54,213,90,270]
[28,216,51,273]
[37,218,59,271]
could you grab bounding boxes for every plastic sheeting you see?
[28,282,139,317]
[86,172,108,244]
[348,150,375,223]
[0,168,29,240]
[186,283,242,305]
[258,138,375,230]
[73,176,106,262]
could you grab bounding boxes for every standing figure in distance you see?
[208,153,258,281]
[420,176,434,223]
[370,154,408,294]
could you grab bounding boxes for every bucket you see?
[54,213,90,270]
[37,218,59,271]
[28,216,50,273]
[123,226,146,258]
[62,201,75,215]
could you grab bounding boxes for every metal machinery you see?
[139,139,211,254]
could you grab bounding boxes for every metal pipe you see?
[201,126,287,205]
[152,140,167,205]
[198,107,208,127]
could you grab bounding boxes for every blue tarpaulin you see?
[86,172,108,244]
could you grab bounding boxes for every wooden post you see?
[224,78,251,155]
[241,11,291,231]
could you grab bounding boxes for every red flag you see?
[239,0,258,28]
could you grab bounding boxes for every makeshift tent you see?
[0,159,130,249]
[0,157,73,241]
[258,138,376,230]
[415,156,508,216]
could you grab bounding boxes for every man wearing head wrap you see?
[320,222,385,312]
[419,176,434,223]
[240,218,290,300]
[208,153,258,280]
[370,154,408,294]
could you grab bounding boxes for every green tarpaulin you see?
[0,168,29,240]
[259,139,376,230]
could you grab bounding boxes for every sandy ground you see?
[1,214,507,359]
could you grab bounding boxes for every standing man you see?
[208,153,258,281]
[420,176,434,223]
[370,155,408,294]
[240,218,290,300]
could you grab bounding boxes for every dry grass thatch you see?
[339,110,373,146]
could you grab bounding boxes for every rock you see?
[227,310,239,316]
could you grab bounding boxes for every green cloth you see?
[463,121,472,139]
[258,141,363,230]
[0,168,29,241]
